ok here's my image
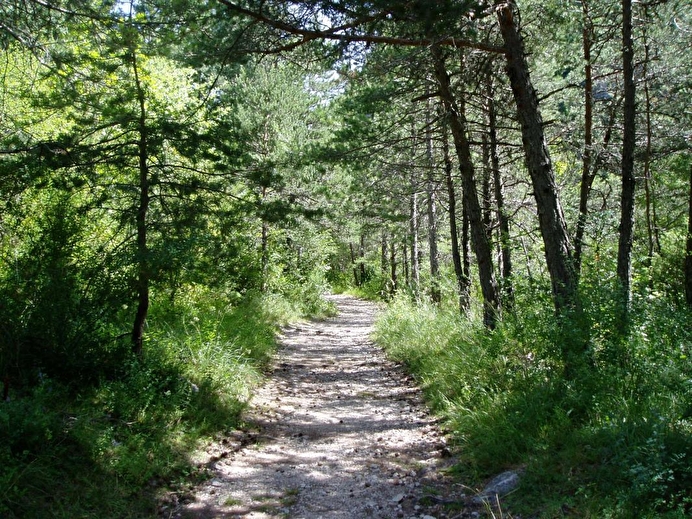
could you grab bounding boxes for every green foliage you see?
[0,286,321,518]
[374,283,692,517]
[0,191,130,384]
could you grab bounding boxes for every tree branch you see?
[216,0,504,54]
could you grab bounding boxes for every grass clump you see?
[374,288,692,518]
[0,285,316,519]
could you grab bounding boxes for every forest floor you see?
[166,294,481,519]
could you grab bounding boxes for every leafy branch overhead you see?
[216,0,505,53]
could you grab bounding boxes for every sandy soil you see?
[168,294,472,519]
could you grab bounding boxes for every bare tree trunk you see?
[260,188,269,292]
[441,107,471,314]
[432,46,500,328]
[410,172,421,297]
[390,240,398,295]
[403,240,409,286]
[349,242,359,286]
[486,74,515,309]
[496,1,579,314]
[617,0,636,315]
[481,133,493,243]
[643,50,654,268]
[261,221,269,291]
[359,233,366,284]
[462,198,471,295]
[131,47,149,357]
[426,94,441,304]
[381,231,388,277]
[686,161,692,307]
[574,0,594,276]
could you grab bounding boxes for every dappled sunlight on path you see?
[174,294,460,519]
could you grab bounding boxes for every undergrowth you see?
[374,287,692,518]
[0,286,323,518]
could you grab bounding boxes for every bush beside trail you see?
[0,286,335,519]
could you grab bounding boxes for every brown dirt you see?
[166,294,474,519]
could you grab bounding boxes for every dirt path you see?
[172,294,466,519]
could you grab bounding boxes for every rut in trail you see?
[174,294,463,519]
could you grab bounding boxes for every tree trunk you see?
[425,94,441,304]
[481,132,493,243]
[261,220,269,291]
[496,1,579,314]
[359,233,366,284]
[486,74,515,309]
[131,48,149,357]
[462,196,472,297]
[574,0,594,276]
[410,171,421,297]
[431,46,500,328]
[643,47,654,269]
[403,240,409,286]
[390,239,398,296]
[576,101,620,274]
[685,161,692,307]
[441,107,471,314]
[260,187,269,292]
[617,0,636,315]
[349,242,359,286]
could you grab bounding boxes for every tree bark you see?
[574,0,594,276]
[425,94,441,304]
[441,106,471,314]
[409,134,421,296]
[481,132,493,243]
[431,46,500,328]
[390,239,398,296]
[403,240,409,286]
[496,1,579,314]
[617,0,636,314]
[486,74,515,309]
[462,195,472,299]
[359,233,366,284]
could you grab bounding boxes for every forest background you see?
[1,0,691,517]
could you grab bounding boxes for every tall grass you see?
[0,286,313,518]
[374,289,692,518]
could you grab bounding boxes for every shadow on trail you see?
[178,295,452,519]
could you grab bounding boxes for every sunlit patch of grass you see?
[374,288,692,518]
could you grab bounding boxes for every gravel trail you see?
[173,294,464,519]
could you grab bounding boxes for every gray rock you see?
[472,470,520,504]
